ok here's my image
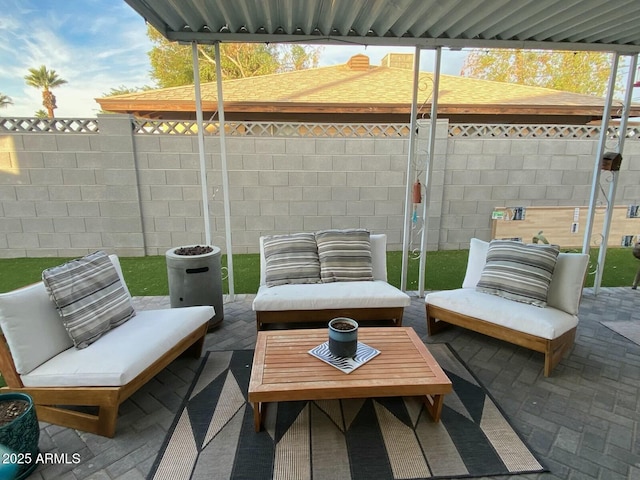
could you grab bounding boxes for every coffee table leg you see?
[424,394,444,422]
[253,402,263,432]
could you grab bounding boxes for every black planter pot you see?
[0,392,40,480]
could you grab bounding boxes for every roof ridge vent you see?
[347,54,370,71]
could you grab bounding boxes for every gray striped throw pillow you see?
[42,251,136,349]
[476,240,560,307]
[263,233,321,286]
[315,229,373,282]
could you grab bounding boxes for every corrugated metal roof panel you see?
[125,0,640,52]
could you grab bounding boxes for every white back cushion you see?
[0,282,73,374]
[370,234,387,281]
[109,254,132,298]
[462,238,489,288]
[259,237,267,286]
[546,253,589,315]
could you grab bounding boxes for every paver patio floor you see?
[29,288,640,480]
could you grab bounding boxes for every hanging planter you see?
[0,392,40,479]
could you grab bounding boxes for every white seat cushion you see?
[426,289,577,340]
[252,281,410,311]
[20,306,213,387]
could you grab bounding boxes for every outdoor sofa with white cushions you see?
[0,252,212,437]
[252,230,411,330]
[425,238,589,376]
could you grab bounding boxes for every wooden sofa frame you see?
[0,323,207,438]
[426,304,576,377]
[256,306,404,330]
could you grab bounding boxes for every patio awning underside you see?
[125,0,640,53]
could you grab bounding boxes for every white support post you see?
[592,53,638,294]
[401,46,422,292]
[214,41,235,300]
[583,52,619,259]
[191,42,212,246]
[418,47,441,297]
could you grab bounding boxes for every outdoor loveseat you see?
[426,238,589,376]
[252,230,411,330]
[0,252,212,437]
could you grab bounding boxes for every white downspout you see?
[401,46,422,292]
[418,47,441,297]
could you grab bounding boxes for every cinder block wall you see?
[438,133,640,249]
[0,115,144,258]
[134,130,410,254]
[1,115,640,258]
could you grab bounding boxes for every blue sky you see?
[0,1,469,118]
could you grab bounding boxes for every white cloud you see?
[0,0,153,117]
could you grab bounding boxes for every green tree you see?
[460,49,613,96]
[24,65,68,118]
[0,93,12,109]
[34,109,48,119]
[102,85,152,97]
[279,44,321,71]
[147,26,320,88]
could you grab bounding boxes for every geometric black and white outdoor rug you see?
[148,345,545,479]
[601,320,640,347]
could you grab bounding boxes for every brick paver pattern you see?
[29,288,640,480]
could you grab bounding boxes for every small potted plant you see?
[328,317,359,357]
[0,392,40,479]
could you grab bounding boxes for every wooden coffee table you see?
[248,327,452,431]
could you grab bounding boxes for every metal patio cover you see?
[125,0,640,53]
[124,0,640,297]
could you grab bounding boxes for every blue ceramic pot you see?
[0,392,40,480]
[328,317,358,358]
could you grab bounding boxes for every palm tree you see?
[34,109,48,119]
[0,93,12,109]
[24,66,67,118]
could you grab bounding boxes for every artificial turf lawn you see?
[0,247,638,295]
[0,247,636,388]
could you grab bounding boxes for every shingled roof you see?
[96,53,637,124]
